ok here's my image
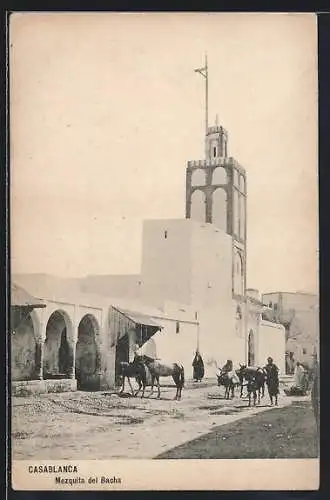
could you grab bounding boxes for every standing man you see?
[264,356,280,406]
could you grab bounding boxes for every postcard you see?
[9,11,319,491]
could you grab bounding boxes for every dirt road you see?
[12,381,301,460]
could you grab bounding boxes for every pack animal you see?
[136,355,185,400]
[217,369,241,399]
[238,365,266,406]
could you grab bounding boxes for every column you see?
[186,169,192,219]
[35,316,46,380]
[68,310,78,379]
[67,340,76,379]
[34,341,43,380]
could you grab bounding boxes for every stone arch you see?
[248,330,255,366]
[75,314,100,390]
[11,311,37,381]
[191,168,206,187]
[212,188,227,231]
[212,166,227,185]
[43,310,74,379]
[191,189,206,223]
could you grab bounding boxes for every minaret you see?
[186,59,247,301]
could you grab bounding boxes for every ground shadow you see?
[155,402,319,460]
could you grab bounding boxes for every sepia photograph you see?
[9,12,319,490]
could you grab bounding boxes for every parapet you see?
[187,157,233,168]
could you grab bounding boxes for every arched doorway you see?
[11,311,37,381]
[75,314,100,390]
[43,310,73,379]
[248,330,255,366]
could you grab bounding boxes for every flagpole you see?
[205,54,208,137]
[194,54,209,157]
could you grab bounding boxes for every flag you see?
[194,66,207,78]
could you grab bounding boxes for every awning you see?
[109,306,163,348]
[116,308,162,329]
[11,283,46,308]
[11,283,46,331]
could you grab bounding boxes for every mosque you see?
[11,100,286,396]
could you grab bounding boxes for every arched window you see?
[191,168,206,187]
[191,190,206,223]
[234,251,244,296]
[212,188,227,231]
[212,167,227,185]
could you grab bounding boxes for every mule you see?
[238,365,266,406]
[137,355,185,400]
[217,369,241,399]
[236,367,246,398]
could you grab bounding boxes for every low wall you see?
[12,378,77,397]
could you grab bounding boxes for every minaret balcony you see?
[187,158,232,168]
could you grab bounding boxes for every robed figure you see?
[192,350,205,382]
[264,356,280,405]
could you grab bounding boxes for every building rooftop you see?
[262,290,318,298]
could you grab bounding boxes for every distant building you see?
[262,291,319,373]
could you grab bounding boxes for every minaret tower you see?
[186,57,247,301]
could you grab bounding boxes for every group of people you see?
[192,350,281,403]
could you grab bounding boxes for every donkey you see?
[136,355,185,400]
[217,369,241,399]
[238,365,266,406]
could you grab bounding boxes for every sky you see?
[10,12,318,295]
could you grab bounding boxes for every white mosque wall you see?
[258,320,286,374]
[140,319,199,381]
